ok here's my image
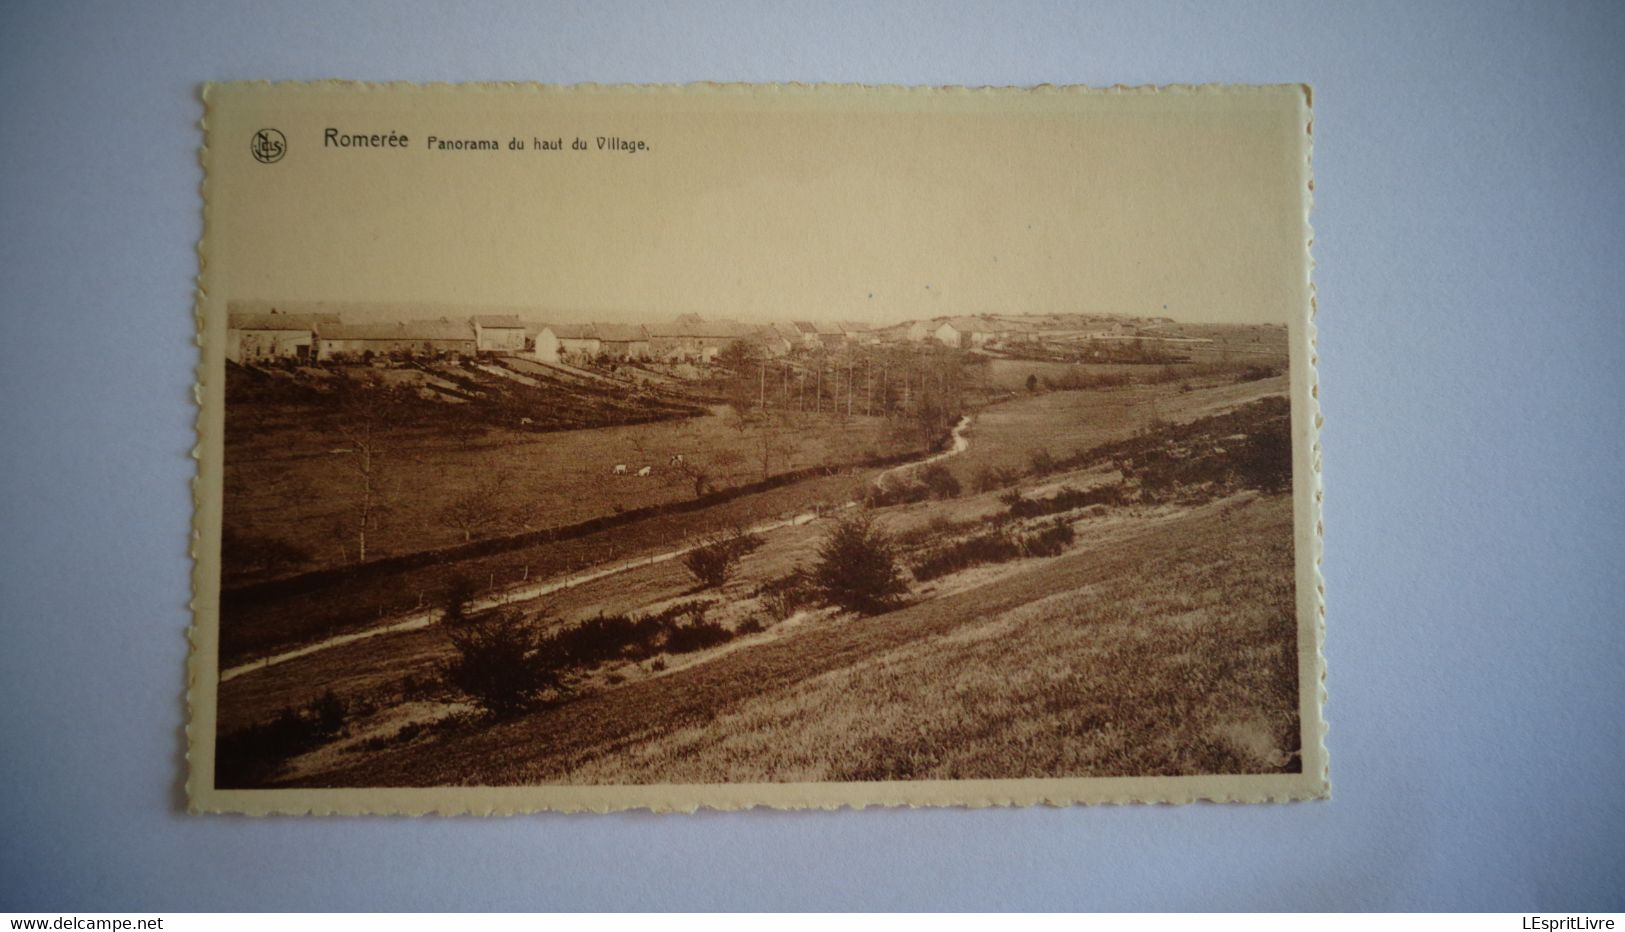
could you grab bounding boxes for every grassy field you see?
[281,491,1299,786]
[224,372,920,583]
[950,371,1289,485]
[981,359,1149,392]
[217,462,885,667]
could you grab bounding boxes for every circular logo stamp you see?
[251,128,287,164]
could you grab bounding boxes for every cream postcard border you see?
[187,81,1326,815]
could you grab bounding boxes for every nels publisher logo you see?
[251,128,287,164]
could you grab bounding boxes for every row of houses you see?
[226,309,887,366]
[226,305,1137,366]
[226,310,517,364]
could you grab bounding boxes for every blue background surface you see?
[2,0,1622,911]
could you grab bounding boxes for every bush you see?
[811,514,910,614]
[541,600,729,666]
[440,574,479,625]
[894,515,981,549]
[1021,520,1076,557]
[1005,483,1125,520]
[754,569,818,619]
[214,690,348,787]
[665,619,734,653]
[909,521,1077,581]
[440,614,563,718]
[866,476,931,508]
[1232,416,1293,493]
[681,529,763,588]
[919,463,962,500]
[548,610,665,665]
[910,529,1023,581]
[1027,448,1058,475]
[972,464,1022,493]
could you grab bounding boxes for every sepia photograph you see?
[190,82,1324,812]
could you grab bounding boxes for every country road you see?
[219,414,976,683]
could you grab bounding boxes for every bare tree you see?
[439,473,509,543]
[333,375,400,563]
[710,448,746,488]
[666,457,712,499]
[754,419,797,480]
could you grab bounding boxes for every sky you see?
[211,84,1311,326]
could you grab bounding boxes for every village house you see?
[763,319,809,352]
[317,319,477,361]
[932,316,1033,349]
[546,323,602,361]
[225,307,338,364]
[471,314,527,354]
[876,320,931,343]
[527,325,561,363]
[594,323,651,360]
[838,321,880,345]
[755,323,799,357]
[1083,320,1141,339]
[646,317,755,363]
[789,321,822,349]
[811,320,846,349]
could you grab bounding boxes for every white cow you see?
[612,464,628,475]
[637,465,653,477]
[669,454,685,466]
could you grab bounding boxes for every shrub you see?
[910,521,1077,581]
[754,569,818,619]
[972,464,1021,493]
[811,514,910,614]
[910,529,1023,581]
[1021,520,1076,557]
[440,614,563,718]
[214,690,348,787]
[548,610,665,665]
[1005,483,1125,520]
[440,574,479,625]
[1232,417,1293,493]
[866,477,931,508]
[665,619,734,654]
[894,515,981,549]
[1028,448,1058,475]
[681,529,763,588]
[919,463,962,500]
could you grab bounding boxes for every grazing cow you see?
[612,464,628,475]
[637,465,653,477]
[519,417,533,426]
[669,454,685,466]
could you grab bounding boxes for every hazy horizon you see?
[227,300,1285,328]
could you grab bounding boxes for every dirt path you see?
[219,414,976,684]
[875,415,971,484]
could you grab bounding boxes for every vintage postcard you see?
[189,82,1324,814]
